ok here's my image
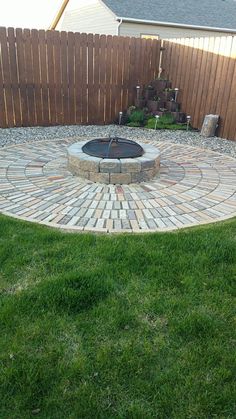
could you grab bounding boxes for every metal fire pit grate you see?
[82,137,144,159]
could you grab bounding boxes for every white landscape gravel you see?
[0,125,235,158]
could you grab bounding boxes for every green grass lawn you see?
[0,215,235,419]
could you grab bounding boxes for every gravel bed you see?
[0,125,236,158]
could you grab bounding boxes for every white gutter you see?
[117,18,123,36]
[116,16,236,34]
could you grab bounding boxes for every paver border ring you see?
[0,138,235,233]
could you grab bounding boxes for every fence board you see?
[80,33,87,124]
[67,31,75,125]
[218,37,233,124]
[31,29,43,126]
[0,27,14,126]
[38,29,50,125]
[190,37,203,127]
[178,38,188,100]
[74,32,82,124]
[199,37,215,123]
[194,37,209,128]
[87,33,94,124]
[210,37,226,117]
[116,36,124,116]
[46,30,56,125]
[52,30,63,125]
[93,34,100,123]
[128,37,136,106]
[122,37,130,111]
[139,38,146,86]
[110,36,119,121]
[181,38,194,116]
[104,35,112,123]
[15,28,29,126]
[0,28,7,127]
[24,28,36,126]
[175,40,184,90]
[226,65,236,140]
[99,34,106,123]
[7,28,21,126]
[150,39,159,80]
[60,31,69,125]
[222,37,236,138]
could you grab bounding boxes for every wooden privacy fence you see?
[162,36,236,141]
[0,27,161,128]
[1,27,236,141]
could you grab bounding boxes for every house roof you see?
[103,0,236,31]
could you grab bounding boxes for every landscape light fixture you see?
[119,111,123,125]
[136,85,141,100]
[174,88,179,102]
[155,115,160,130]
[186,115,191,131]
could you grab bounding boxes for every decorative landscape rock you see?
[67,140,161,184]
[201,115,219,137]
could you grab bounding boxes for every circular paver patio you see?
[0,138,235,233]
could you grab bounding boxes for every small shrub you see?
[146,117,187,130]
[146,113,176,128]
[128,109,145,125]
[159,112,176,125]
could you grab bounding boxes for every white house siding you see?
[59,0,118,35]
[119,22,235,39]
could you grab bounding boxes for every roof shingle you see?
[103,0,236,30]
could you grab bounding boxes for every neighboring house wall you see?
[59,0,118,35]
[119,22,235,39]
[57,0,235,38]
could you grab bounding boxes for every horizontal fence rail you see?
[0,27,161,128]
[161,36,236,140]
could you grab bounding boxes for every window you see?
[141,34,159,40]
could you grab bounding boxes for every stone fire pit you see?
[67,138,161,184]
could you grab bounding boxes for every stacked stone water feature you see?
[136,79,186,123]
